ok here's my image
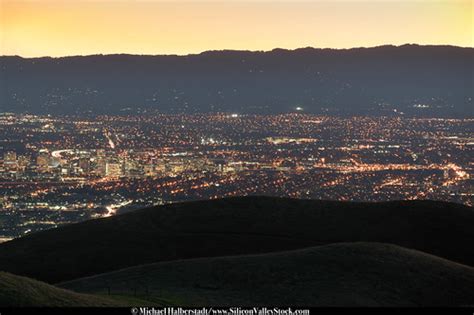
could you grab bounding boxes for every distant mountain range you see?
[1,196,473,306]
[1,45,473,116]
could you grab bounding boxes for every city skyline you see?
[1,112,472,242]
[1,0,472,57]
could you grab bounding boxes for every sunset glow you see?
[1,0,473,57]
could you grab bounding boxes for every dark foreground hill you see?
[61,243,474,306]
[0,197,473,283]
[0,272,121,307]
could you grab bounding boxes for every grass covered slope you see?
[0,272,124,307]
[61,242,474,307]
[0,197,473,283]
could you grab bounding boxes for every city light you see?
[0,113,472,241]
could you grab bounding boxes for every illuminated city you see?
[1,112,472,242]
[2,0,474,307]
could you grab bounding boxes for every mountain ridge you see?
[2,45,472,116]
[2,43,472,59]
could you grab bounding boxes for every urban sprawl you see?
[0,113,472,241]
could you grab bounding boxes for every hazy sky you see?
[1,0,472,57]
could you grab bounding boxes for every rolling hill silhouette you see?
[0,196,473,284]
[60,242,474,306]
[0,272,122,307]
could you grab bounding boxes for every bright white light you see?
[296,107,303,111]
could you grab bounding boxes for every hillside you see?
[1,45,473,116]
[0,272,122,307]
[0,197,473,283]
[61,242,474,307]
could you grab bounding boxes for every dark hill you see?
[0,272,122,307]
[61,243,474,306]
[1,45,473,116]
[0,196,473,283]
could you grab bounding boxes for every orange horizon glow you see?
[0,0,472,58]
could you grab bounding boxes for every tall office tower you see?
[3,151,18,172]
[37,150,50,173]
[93,158,107,177]
[105,162,123,177]
[17,155,31,173]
